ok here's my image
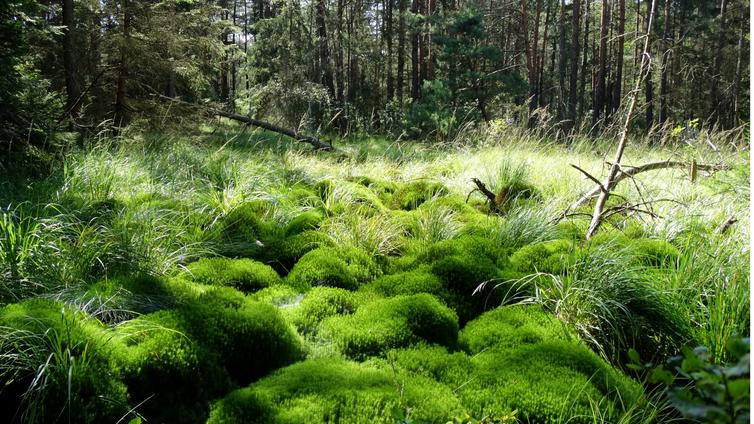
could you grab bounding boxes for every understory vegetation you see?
[0,126,748,423]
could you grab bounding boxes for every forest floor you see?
[0,127,749,423]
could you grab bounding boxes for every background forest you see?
[0,0,750,157]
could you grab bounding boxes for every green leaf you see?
[649,366,674,385]
[728,379,750,401]
[628,348,641,364]
[726,337,749,359]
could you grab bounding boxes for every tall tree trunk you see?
[567,0,581,127]
[731,4,746,127]
[593,0,609,127]
[62,0,80,120]
[658,0,671,125]
[410,0,420,101]
[397,0,406,103]
[644,0,654,133]
[114,0,131,126]
[538,0,553,108]
[578,0,590,117]
[336,0,345,102]
[557,0,567,118]
[386,0,394,100]
[710,0,728,125]
[611,0,625,115]
[315,0,336,99]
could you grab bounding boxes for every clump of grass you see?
[320,207,404,257]
[0,206,41,301]
[412,205,462,244]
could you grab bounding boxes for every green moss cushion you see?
[390,181,449,210]
[509,239,577,274]
[285,247,382,291]
[288,287,358,335]
[207,359,464,424]
[321,294,458,360]
[185,257,282,293]
[457,305,643,423]
[0,299,130,424]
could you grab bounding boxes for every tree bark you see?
[658,0,671,126]
[710,0,728,125]
[611,0,626,115]
[593,0,609,127]
[397,0,407,103]
[386,0,394,100]
[578,0,590,117]
[410,0,420,101]
[567,0,581,127]
[731,4,746,127]
[62,0,80,120]
[114,0,131,127]
[557,0,567,119]
[315,0,336,99]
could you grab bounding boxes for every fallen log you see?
[154,93,337,151]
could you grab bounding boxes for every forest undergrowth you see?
[0,124,749,423]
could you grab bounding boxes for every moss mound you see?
[184,257,281,293]
[0,299,130,424]
[390,180,449,210]
[207,358,464,424]
[361,267,447,299]
[285,247,382,291]
[630,238,680,268]
[259,230,335,275]
[285,210,325,236]
[457,305,643,423]
[288,287,358,335]
[213,200,279,257]
[321,294,458,359]
[509,239,577,274]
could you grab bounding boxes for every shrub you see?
[458,305,643,423]
[285,247,382,291]
[0,299,130,424]
[207,358,464,424]
[321,294,458,359]
[390,180,449,210]
[509,239,576,274]
[288,287,358,335]
[285,210,325,236]
[185,257,281,293]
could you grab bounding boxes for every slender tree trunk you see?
[315,0,336,98]
[710,0,728,125]
[658,0,671,125]
[732,5,746,126]
[593,0,609,127]
[386,0,394,100]
[557,0,567,118]
[397,0,406,103]
[410,0,420,101]
[578,0,590,117]
[62,0,80,120]
[336,0,345,102]
[644,0,654,133]
[587,0,657,239]
[537,0,553,108]
[567,0,581,127]
[114,0,131,126]
[611,0,625,115]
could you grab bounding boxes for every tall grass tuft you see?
[321,207,404,257]
[0,206,40,300]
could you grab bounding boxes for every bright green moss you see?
[390,180,449,210]
[457,305,643,423]
[509,239,577,274]
[258,230,335,275]
[388,345,474,386]
[117,311,231,424]
[289,287,358,335]
[0,299,130,424]
[207,358,464,424]
[321,294,458,360]
[213,200,279,257]
[285,210,325,236]
[361,267,447,298]
[285,247,382,291]
[184,257,281,293]
[249,284,301,306]
[630,238,680,268]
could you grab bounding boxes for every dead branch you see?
[471,178,499,213]
[716,216,738,234]
[568,160,727,212]
[149,90,337,151]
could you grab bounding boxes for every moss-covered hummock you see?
[288,286,358,335]
[390,180,449,210]
[458,305,643,423]
[185,257,282,293]
[0,299,131,424]
[285,246,382,291]
[509,239,577,274]
[321,294,459,359]
[207,358,464,424]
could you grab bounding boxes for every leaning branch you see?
[567,160,728,212]
[152,92,337,151]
